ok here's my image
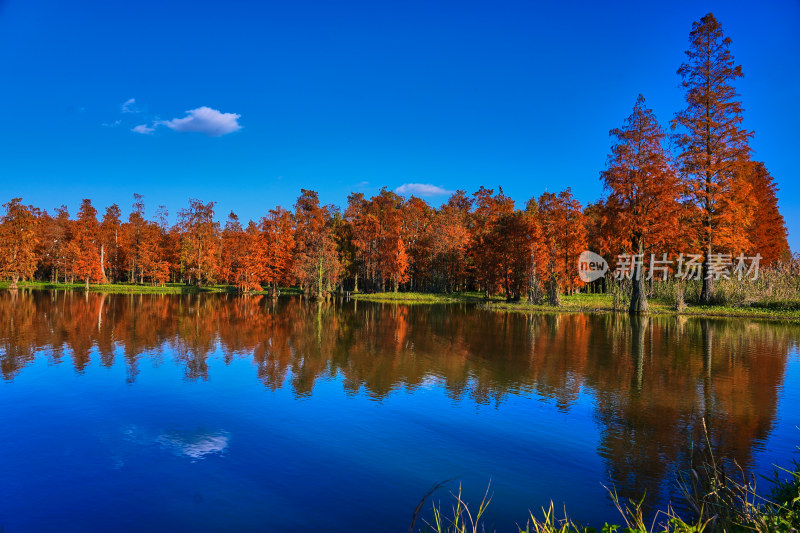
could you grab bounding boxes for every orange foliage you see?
[672,13,754,302]
[0,198,40,287]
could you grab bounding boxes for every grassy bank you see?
[349,291,495,303]
[348,290,800,320]
[0,280,235,294]
[414,444,800,532]
[0,281,305,295]
[5,282,800,320]
[484,293,800,321]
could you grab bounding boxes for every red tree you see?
[73,199,104,289]
[0,199,40,288]
[602,94,681,312]
[672,13,753,303]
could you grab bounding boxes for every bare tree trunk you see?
[100,244,106,282]
[548,274,560,307]
[629,238,649,314]
[699,246,714,304]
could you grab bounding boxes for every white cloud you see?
[158,106,241,137]
[132,124,155,134]
[102,119,122,127]
[157,431,229,460]
[395,183,453,197]
[122,98,138,113]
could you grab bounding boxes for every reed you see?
[411,422,800,532]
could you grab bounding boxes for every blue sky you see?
[1,0,798,248]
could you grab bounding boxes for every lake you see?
[1,290,799,532]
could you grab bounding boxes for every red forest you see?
[0,14,790,303]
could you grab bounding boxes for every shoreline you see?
[3,282,800,321]
[351,291,800,321]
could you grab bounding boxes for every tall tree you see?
[371,189,409,292]
[672,13,753,303]
[100,204,123,282]
[260,207,295,293]
[235,220,265,292]
[471,187,514,297]
[538,189,587,305]
[0,199,40,288]
[490,210,540,301]
[123,194,147,283]
[73,199,104,289]
[743,161,789,265]
[602,95,681,313]
[292,190,340,297]
[178,199,220,286]
[345,193,374,292]
[402,196,432,291]
[427,191,471,293]
[219,211,245,285]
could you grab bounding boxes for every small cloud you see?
[132,124,155,135]
[159,106,241,137]
[122,98,138,113]
[395,183,453,197]
[357,181,370,187]
[156,430,230,461]
[102,119,122,127]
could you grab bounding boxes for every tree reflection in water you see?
[0,289,795,515]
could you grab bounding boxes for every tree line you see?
[0,13,790,309]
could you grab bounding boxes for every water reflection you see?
[156,430,230,461]
[0,290,796,514]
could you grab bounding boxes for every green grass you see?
[249,286,305,296]
[413,441,800,532]
[5,282,800,320]
[0,280,302,295]
[349,291,501,303]
[483,293,800,322]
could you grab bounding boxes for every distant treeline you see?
[0,13,790,307]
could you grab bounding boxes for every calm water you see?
[1,291,799,532]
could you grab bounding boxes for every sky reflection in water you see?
[0,290,799,532]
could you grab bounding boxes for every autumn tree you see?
[139,219,169,285]
[743,161,789,265]
[524,199,550,302]
[234,220,265,292]
[470,187,514,297]
[292,190,340,297]
[602,95,681,313]
[219,212,245,285]
[42,206,73,283]
[100,204,123,282]
[260,207,295,294]
[123,194,147,283]
[331,210,357,291]
[371,189,409,292]
[346,190,409,292]
[490,210,540,301]
[402,196,432,291]
[0,199,40,288]
[73,199,104,289]
[178,199,220,286]
[538,189,587,305]
[672,13,753,303]
[426,191,471,293]
[345,193,374,292]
